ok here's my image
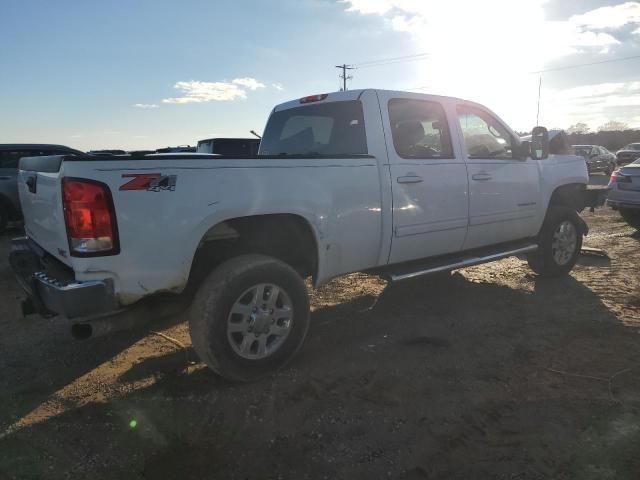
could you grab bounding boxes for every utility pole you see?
[536,75,542,126]
[335,64,354,91]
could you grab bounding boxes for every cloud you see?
[133,103,159,109]
[162,77,265,104]
[342,0,629,62]
[340,1,640,130]
[231,77,266,90]
[546,81,640,128]
[272,82,284,91]
[569,2,640,30]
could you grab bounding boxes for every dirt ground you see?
[1,180,640,479]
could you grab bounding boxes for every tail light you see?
[62,178,119,256]
[610,171,631,184]
[300,94,328,104]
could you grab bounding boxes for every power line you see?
[353,52,431,69]
[338,52,640,93]
[335,64,354,91]
[529,53,640,74]
[349,51,640,74]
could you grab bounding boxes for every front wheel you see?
[620,208,640,230]
[189,254,310,382]
[528,207,583,277]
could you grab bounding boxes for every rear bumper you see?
[608,199,640,210]
[9,237,118,318]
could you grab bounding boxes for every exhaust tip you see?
[71,323,93,340]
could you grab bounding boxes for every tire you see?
[527,207,583,277]
[604,165,613,177]
[0,205,8,233]
[189,254,310,382]
[620,208,640,230]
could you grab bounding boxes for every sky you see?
[1,0,639,150]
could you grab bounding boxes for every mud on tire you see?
[189,254,310,382]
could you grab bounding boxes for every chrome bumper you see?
[9,237,118,318]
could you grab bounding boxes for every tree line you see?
[518,121,640,151]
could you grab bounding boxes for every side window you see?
[457,106,514,159]
[388,99,453,159]
[260,100,367,156]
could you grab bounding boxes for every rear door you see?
[378,93,469,264]
[456,104,541,250]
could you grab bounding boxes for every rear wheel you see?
[620,208,640,230]
[189,254,310,382]
[528,207,583,277]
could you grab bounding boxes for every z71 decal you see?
[119,173,177,192]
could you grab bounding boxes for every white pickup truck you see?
[11,89,601,381]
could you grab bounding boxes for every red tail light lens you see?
[300,94,328,104]
[62,178,119,256]
[610,171,631,183]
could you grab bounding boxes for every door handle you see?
[472,173,492,181]
[397,175,423,184]
[26,176,37,193]
[0,176,10,180]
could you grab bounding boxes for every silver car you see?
[607,159,640,230]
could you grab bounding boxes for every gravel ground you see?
[1,184,640,479]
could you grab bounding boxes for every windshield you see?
[573,146,591,157]
[259,101,367,156]
[623,143,640,150]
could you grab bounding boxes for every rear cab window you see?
[388,98,454,159]
[259,101,367,156]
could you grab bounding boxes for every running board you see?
[387,242,538,282]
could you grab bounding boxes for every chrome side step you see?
[389,243,538,282]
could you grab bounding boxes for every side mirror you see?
[530,126,549,160]
[517,140,531,160]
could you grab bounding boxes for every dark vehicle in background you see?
[88,149,127,155]
[196,138,260,156]
[155,145,196,153]
[607,158,640,230]
[573,145,617,175]
[0,144,81,231]
[616,143,640,166]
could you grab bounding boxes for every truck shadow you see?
[3,270,640,479]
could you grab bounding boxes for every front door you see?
[456,104,541,250]
[379,93,469,265]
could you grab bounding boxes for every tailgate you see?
[18,155,71,265]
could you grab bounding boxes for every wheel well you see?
[187,214,319,290]
[548,183,586,212]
